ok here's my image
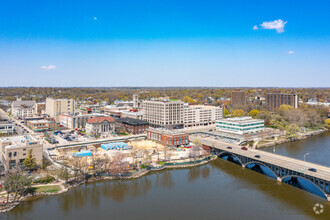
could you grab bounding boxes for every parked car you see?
[241,147,248,151]
[254,155,261,158]
[227,146,232,149]
[308,168,317,172]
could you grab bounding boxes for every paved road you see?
[190,135,330,182]
[0,108,35,135]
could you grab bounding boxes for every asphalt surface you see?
[191,135,330,182]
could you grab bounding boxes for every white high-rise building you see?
[184,104,224,128]
[45,98,75,121]
[142,98,184,129]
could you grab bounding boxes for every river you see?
[3,132,330,220]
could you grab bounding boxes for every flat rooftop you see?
[28,120,54,124]
[217,117,264,124]
[186,105,220,109]
[116,117,149,125]
[148,128,187,136]
[1,135,38,148]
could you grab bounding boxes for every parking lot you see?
[50,130,92,145]
[191,132,241,144]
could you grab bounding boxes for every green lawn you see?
[34,185,61,193]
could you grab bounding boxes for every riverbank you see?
[0,155,216,213]
[256,128,328,149]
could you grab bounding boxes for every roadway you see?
[0,108,35,135]
[190,135,330,182]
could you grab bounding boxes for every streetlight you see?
[304,153,310,171]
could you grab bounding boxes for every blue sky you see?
[0,0,329,87]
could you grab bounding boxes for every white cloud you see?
[253,25,259,30]
[40,65,56,70]
[288,51,294,54]
[260,19,287,33]
[93,17,97,21]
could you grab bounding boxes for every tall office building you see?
[265,93,298,112]
[232,90,246,106]
[184,104,224,128]
[45,98,75,121]
[133,93,139,109]
[142,98,184,129]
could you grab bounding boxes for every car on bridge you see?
[241,147,248,151]
[254,155,260,158]
[227,146,232,149]
[308,168,317,172]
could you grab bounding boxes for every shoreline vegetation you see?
[255,128,328,149]
[0,155,217,213]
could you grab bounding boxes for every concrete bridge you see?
[191,136,330,201]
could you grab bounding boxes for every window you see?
[14,152,17,157]
[9,152,12,157]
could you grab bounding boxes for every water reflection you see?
[210,159,330,219]
[6,133,330,220]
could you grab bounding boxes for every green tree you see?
[248,109,259,118]
[232,109,245,117]
[22,149,37,170]
[325,119,330,129]
[278,104,294,116]
[3,174,32,203]
[224,108,230,117]
[182,96,196,104]
[285,124,301,139]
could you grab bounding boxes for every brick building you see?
[115,117,149,134]
[231,90,246,106]
[26,120,56,132]
[147,128,189,147]
[266,93,298,112]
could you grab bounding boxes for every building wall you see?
[45,98,75,121]
[216,117,265,134]
[147,129,189,146]
[232,91,246,106]
[117,123,148,134]
[59,113,104,129]
[86,121,115,136]
[121,111,143,120]
[0,124,14,134]
[184,105,223,128]
[0,139,43,170]
[26,120,56,131]
[142,100,184,129]
[33,103,46,116]
[266,93,298,112]
[11,101,36,119]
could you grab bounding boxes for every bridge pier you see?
[327,195,330,202]
[242,164,245,168]
[277,177,282,182]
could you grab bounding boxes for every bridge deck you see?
[191,136,330,182]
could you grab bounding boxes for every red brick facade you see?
[147,129,189,147]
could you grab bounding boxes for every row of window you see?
[217,125,264,131]
[8,149,27,157]
[216,122,264,127]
